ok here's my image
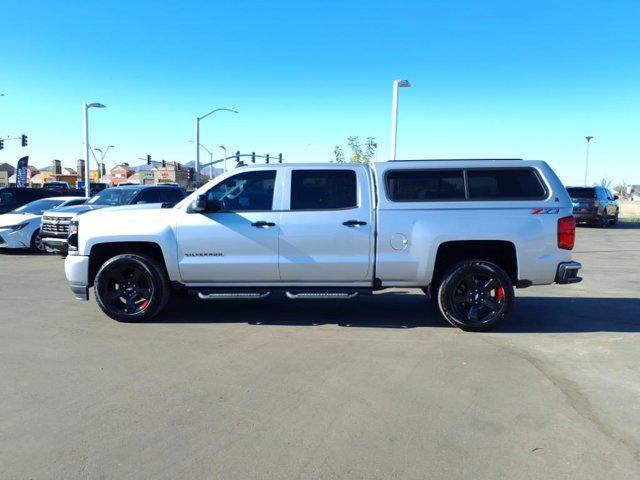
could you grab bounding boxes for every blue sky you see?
[1,0,638,185]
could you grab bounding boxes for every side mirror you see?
[188,194,207,213]
[614,195,619,200]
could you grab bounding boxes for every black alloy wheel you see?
[94,254,170,322]
[437,260,514,331]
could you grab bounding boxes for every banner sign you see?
[16,156,29,188]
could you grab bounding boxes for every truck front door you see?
[277,167,374,283]
[176,170,281,283]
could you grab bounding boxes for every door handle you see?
[342,220,367,227]
[251,221,276,228]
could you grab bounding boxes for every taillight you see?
[558,216,576,250]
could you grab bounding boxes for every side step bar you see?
[197,291,272,300]
[285,291,359,299]
[191,287,370,300]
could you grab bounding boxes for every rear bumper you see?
[572,211,598,222]
[555,261,582,284]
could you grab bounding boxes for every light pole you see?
[195,107,238,186]
[94,145,115,182]
[219,145,227,172]
[189,140,214,180]
[584,136,594,186]
[83,102,106,197]
[390,79,411,161]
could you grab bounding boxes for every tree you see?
[332,136,377,164]
[598,177,612,189]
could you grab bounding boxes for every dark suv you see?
[40,185,186,254]
[566,186,619,227]
[0,187,57,215]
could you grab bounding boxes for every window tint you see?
[290,170,357,210]
[158,188,185,203]
[567,187,595,199]
[0,192,16,206]
[467,169,545,200]
[207,170,276,211]
[386,170,465,201]
[137,189,162,203]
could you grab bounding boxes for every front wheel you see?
[30,229,47,253]
[94,254,170,322]
[437,260,514,331]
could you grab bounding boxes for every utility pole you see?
[584,136,594,186]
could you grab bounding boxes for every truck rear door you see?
[277,166,374,283]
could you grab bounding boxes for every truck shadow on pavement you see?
[158,292,640,333]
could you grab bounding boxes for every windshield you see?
[11,198,66,215]
[567,188,596,198]
[87,188,140,206]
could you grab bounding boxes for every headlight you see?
[5,222,29,231]
[68,220,79,251]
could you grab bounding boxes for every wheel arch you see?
[430,240,518,293]
[88,241,168,287]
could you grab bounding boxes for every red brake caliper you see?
[496,287,505,299]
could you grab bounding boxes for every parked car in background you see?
[65,160,581,331]
[41,184,187,255]
[566,186,619,227]
[0,197,87,252]
[42,181,71,191]
[0,187,56,215]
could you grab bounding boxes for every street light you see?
[219,145,227,172]
[390,79,411,161]
[195,107,238,186]
[584,136,594,186]
[83,102,106,197]
[189,140,215,180]
[94,145,115,182]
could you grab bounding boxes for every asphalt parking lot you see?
[1,225,639,479]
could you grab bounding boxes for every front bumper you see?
[65,255,90,301]
[555,261,582,284]
[42,236,69,254]
[0,228,30,249]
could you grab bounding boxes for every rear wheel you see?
[30,229,46,253]
[94,254,170,322]
[597,214,608,228]
[437,260,514,331]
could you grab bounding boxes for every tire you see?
[611,212,619,226]
[437,260,514,331]
[94,254,170,322]
[597,214,608,228]
[30,229,47,253]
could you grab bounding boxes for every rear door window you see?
[386,170,465,201]
[467,169,546,200]
[290,170,357,210]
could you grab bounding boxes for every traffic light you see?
[278,153,282,163]
[235,151,240,163]
[0,139,3,150]
[188,167,195,181]
[101,164,106,176]
[177,163,181,170]
[265,154,270,164]
[251,152,256,163]
[147,154,151,165]
[162,159,166,168]
[21,134,28,147]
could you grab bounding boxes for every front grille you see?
[41,216,71,234]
